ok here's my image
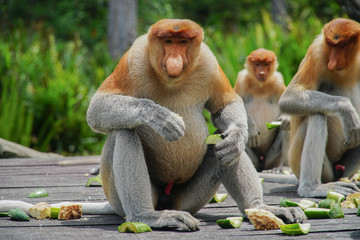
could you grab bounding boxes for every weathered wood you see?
[1,157,360,240]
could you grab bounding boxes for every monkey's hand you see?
[298,181,360,197]
[128,210,200,232]
[340,99,360,149]
[247,117,260,148]
[278,114,290,131]
[257,204,306,224]
[215,126,247,166]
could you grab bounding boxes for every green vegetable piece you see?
[298,199,317,210]
[209,193,228,203]
[216,217,243,229]
[357,204,360,217]
[304,208,330,219]
[118,222,152,233]
[279,198,299,207]
[8,208,30,221]
[280,223,310,235]
[0,212,9,217]
[327,191,345,203]
[50,207,60,219]
[328,203,344,219]
[266,121,281,130]
[28,188,49,198]
[86,174,103,187]
[205,134,223,144]
[318,199,336,209]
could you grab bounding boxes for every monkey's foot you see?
[128,210,200,232]
[297,182,360,198]
[259,205,306,224]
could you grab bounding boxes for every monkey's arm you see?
[211,98,248,165]
[87,93,185,141]
[279,86,360,148]
[247,115,260,147]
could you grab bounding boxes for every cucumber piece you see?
[118,222,152,233]
[280,223,310,235]
[357,204,360,216]
[259,178,264,184]
[304,208,330,219]
[29,202,51,219]
[340,200,356,209]
[318,199,335,209]
[327,191,345,203]
[0,212,8,217]
[209,193,228,203]
[50,207,60,219]
[205,134,223,144]
[298,199,317,210]
[346,192,360,207]
[86,174,103,187]
[216,217,243,229]
[266,121,281,130]
[8,208,30,221]
[279,198,299,207]
[28,188,49,198]
[328,203,344,218]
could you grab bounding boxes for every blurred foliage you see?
[0,0,348,155]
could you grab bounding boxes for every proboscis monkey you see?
[234,48,290,172]
[279,18,360,197]
[85,19,305,231]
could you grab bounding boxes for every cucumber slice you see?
[266,121,281,130]
[327,191,345,203]
[340,200,356,209]
[118,222,152,233]
[357,204,360,216]
[259,178,264,184]
[205,134,223,144]
[298,199,317,210]
[304,208,330,219]
[328,203,344,218]
[346,192,360,207]
[209,193,228,203]
[279,198,299,207]
[8,208,30,221]
[280,223,310,235]
[28,188,49,198]
[0,212,8,217]
[86,174,103,187]
[216,217,243,228]
[318,199,335,209]
[50,207,60,219]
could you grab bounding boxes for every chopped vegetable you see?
[346,192,360,206]
[209,193,228,203]
[245,208,284,230]
[304,208,330,219]
[118,222,152,233]
[357,204,360,217]
[86,174,103,187]
[340,200,356,209]
[280,223,311,236]
[259,178,264,184]
[28,188,49,198]
[50,207,60,219]
[0,212,8,217]
[279,198,299,207]
[29,202,51,219]
[58,204,82,220]
[8,208,30,221]
[328,203,344,218]
[327,191,345,203]
[266,121,281,130]
[216,217,243,229]
[205,134,223,144]
[318,199,335,209]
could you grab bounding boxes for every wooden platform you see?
[1,156,359,239]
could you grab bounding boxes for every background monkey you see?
[234,48,289,172]
[86,19,305,231]
[279,18,360,197]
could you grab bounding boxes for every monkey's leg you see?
[338,145,360,178]
[102,129,199,231]
[245,146,261,171]
[263,130,283,170]
[297,114,359,197]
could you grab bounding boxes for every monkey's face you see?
[251,61,272,82]
[161,38,190,78]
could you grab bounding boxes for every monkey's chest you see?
[136,107,209,185]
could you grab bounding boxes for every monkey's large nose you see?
[166,55,183,77]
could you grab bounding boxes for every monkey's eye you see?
[264,63,269,66]
[180,40,188,44]
[165,39,172,44]
[254,62,260,66]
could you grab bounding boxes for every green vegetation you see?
[0,1,346,155]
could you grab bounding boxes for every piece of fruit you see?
[205,134,223,144]
[298,200,317,210]
[8,208,30,221]
[58,204,82,220]
[29,202,51,219]
[279,198,299,207]
[328,203,344,218]
[357,204,360,216]
[50,207,60,218]
[340,200,356,209]
[209,193,228,203]
[280,223,311,236]
[86,174,103,187]
[216,217,243,229]
[118,222,152,233]
[28,188,49,198]
[266,121,281,130]
[0,212,8,217]
[327,191,345,203]
[318,199,335,209]
[346,192,360,207]
[304,208,330,219]
[245,208,284,230]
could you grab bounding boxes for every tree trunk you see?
[335,0,360,22]
[107,0,138,60]
[271,0,288,25]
